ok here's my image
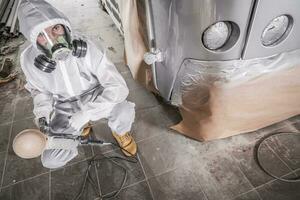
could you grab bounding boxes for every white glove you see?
[69,111,90,131]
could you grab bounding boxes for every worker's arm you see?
[25,81,53,124]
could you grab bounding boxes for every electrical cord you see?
[73,131,300,199]
[73,142,138,200]
[254,131,300,183]
[39,117,138,199]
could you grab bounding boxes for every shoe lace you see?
[119,133,131,145]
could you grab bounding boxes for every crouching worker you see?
[16,0,137,169]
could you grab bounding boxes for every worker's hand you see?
[70,111,90,131]
[34,113,51,128]
[38,117,49,133]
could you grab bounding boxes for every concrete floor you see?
[0,0,300,199]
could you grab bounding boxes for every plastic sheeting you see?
[171,49,300,141]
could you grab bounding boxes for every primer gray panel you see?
[243,0,300,59]
[150,0,254,100]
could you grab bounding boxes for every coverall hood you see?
[18,0,72,48]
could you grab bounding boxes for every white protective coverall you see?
[17,0,135,169]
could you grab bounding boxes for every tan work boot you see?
[81,124,92,137]
[112,132,137,156]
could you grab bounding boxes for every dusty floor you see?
[0,0,300,199]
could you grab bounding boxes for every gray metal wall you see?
[147,0,300,100]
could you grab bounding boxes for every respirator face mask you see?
[37,24,72,61]
[34,24,87,73]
